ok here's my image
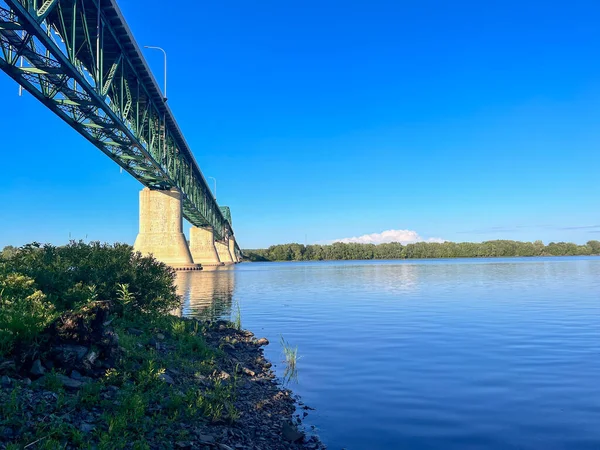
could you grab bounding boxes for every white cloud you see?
[331,229,445,245]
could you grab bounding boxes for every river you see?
[175,257,600,450]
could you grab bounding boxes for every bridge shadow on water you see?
[175,267,236,321]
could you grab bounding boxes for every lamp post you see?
[207,177,217,201]
[143,45,167,101]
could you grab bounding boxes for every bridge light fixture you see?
[143,45,167,102]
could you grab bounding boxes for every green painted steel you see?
[0,0,239,249]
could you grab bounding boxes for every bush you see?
[0,241,181,315]
[0,273,56,356]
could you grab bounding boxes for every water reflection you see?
[176,267,236,320]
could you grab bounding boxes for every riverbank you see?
[0,242,325,449]
[0,303,325,449]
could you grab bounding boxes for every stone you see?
[223,343,236,353]
[156,333,165,341]
[56,374,83,390]
[255,338,269,346]
[23,378,32,386]
[282,421,304,442]
[71,370,82,380]
[197,434,215,444]
[1,375,12,387]
[0,360,16,374]
[159,373,174,385]
[80,423,95,433]
[53,344,89,364]
[30,359,46,376]
[84,350,98,368]
[242,367,255,377]
[128,328,143,336]
[217,371,230,381]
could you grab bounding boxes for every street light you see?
[207,177,217,201]
[143,45,167,101]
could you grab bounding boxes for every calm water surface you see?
[175,257,600,450]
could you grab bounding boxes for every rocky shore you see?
[0,302,325,449]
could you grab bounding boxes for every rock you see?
[255,338,269,346]
[282,421,304,442]
[158,373,174,385]
[127,328,143,336]
[156,333,165,340]
[217,371,230,381]
[52,344,89,365]
[242,367,255,377]
[30,359,46,376]
[223,343,236,353]
[80,423,95,433]
[56,374,83,390]
[0,360,16,374]
[71,370,82,380]
[167,368,181,376]
[23,378,32,386]
[197,434,215,444]
[83,350,98,370]
[175,442,191,449]
[1,375,12,387]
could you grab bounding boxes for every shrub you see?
[1,241,180,315]
[0,273,56,356]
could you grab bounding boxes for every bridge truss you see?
[0,0,238,246]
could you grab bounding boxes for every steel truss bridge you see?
[0,0,239,252]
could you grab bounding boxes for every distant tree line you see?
[243,240,600,262]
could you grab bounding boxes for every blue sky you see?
[1,0,600,249]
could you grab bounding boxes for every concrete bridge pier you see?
[215,239,235,265]
[133,187,201,271]
[189,226,224,266]
[228,236,240,263]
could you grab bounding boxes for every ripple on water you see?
[178,257,600,450]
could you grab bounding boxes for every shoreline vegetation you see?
[0,242,324,450]
[243,240,600,262]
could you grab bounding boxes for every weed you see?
[43,370,65,392]
[280,336,301,384]
[233,300,242,330]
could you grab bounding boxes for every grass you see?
[280,336,300,384]
[233,300,242,330]
[0,312,241,449]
